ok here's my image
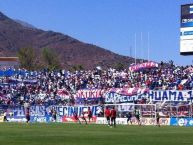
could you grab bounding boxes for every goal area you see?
[103,104,158,125]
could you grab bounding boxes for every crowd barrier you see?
[170,118,193,126]
[0,105,193,126]
[96,117,170,125]
[0,105,102,123]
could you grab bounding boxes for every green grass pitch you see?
[0,123,193,145]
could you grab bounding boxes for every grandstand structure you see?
[0,60,192,126]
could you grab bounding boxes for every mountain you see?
[15,19,36,29]
[0,11,137,69]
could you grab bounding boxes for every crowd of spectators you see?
[0,62,193,106]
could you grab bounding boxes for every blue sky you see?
[0,0,193,66]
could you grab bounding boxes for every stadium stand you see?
[0,61,192,106]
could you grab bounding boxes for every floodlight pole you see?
[135,33,137,65]
[141,32,143,63]
[147,32,150,62]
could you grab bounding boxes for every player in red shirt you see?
[73,111,81,124]
[87,107,92,123]
[110,107,117,127]
[81,111,87,125]
[105,106,111,126]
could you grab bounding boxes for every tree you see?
[42,48,61,71]
[17,47,36,70]
[114,62,125,71]
[77,64,84,70]
[71,64,84,71]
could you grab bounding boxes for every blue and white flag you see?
[190,5,193,14]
